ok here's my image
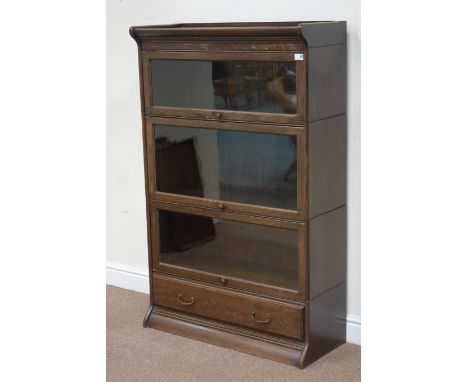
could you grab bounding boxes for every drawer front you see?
[153,275,304,340]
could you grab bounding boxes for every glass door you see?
[145,117,305,220]
[142,51,306,125]
[151,203,307,300]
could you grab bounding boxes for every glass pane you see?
[158,209,298,290]
[152,60,296,114]
[155,125,297,211]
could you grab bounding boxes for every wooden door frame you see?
[145,116,306,221]
[141,50,307,125]
[149,202,308,301]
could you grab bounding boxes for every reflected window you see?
[159,209,299,290]
[154,125,297,211]
[152,60,297,114]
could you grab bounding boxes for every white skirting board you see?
[345,314,361,345]
[106,262,361,345]
[106,262,150,294]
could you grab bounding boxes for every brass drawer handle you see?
[177,293,195,306]
[251,311,271,324]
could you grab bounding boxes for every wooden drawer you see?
[153,275,304,340]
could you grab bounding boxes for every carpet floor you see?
[107,285,361,382]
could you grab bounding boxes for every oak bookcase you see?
[130,21,347,368]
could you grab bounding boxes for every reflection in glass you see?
[159,209,298,290]
[152,60,297,114]
[154,125,297,211]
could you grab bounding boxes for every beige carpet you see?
[107,285,360,382]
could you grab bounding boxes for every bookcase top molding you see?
[130,21,346,48]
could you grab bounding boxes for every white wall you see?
[106,0,361,343]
